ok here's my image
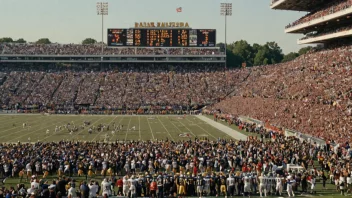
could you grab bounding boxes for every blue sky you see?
[0,0,307,53]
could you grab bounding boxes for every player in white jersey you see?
[64,164,70,174]
[347,172,352,194]
[243,174,252,197]
[25,163,32,181]
[123,176,129,197]
[129,175,136,197]
[258,173,267,197]
[286,175,295,197]
[310,175,317,194]
[101,178,111,196]
[130,126,136,131]
[226,174,235,196]
[338,175,344,195]
[275,174,283,196]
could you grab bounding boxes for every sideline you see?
[196,115,247,140]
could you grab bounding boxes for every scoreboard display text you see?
[107,29,216,47]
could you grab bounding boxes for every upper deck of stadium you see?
[270,0,330,12]
[271,0,352,45]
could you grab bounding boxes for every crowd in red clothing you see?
[210,45,351,144]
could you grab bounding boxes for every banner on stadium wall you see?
[264,122,283,134]
[135,22,190,28]
[285,129,298,137]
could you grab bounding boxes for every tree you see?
[220,40,285,67]
[0,37,14,43]
[15,38,26,43]
[226,42,235,52]
[298,46,313,55]
[226,49,243,68]
[254,47,270,66]
[82,38,97,45]
[252,43,262,55]
[265,41,284,64]
[232,40,254,66]
[36,38,51,44]
[282,52,299,63]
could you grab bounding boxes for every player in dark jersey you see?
[210,173,217,196]
[220,174,227,197]
[196,174,205,197]
[163,174,171,197]
[186,173,195,196]
[157,175,163,198]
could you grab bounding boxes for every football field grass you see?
[0,114,235,143]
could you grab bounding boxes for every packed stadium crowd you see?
[285,0,352,29]
[0,125,351,198]
[0,63,250,110]
[210,45,351,144]
[0,44,220,56]
[0,43,351,144]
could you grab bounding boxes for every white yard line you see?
[110,116,125,142]
[183,116,217,139]
[124,116,132,141]
[169,117,197,138]
[91,116,118,142]
[0,115,51,136]
[157,116,175,141]
[146,116,155,140]
[0,115,35,125]
[177,117,216,139]
[196,115,247,140]
[0,115,57,139]
[6,116,68,142]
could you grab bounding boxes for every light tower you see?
[220,3,232,68]
[96,2,108,55]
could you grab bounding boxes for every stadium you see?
[0,0,351,197]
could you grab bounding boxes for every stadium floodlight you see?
[220,3,232,68]
[97,2,108,55]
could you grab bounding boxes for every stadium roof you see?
[270,0,330,12]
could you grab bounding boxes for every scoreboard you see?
[108,29,216,47]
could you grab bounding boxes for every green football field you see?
[0,114,234,143]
